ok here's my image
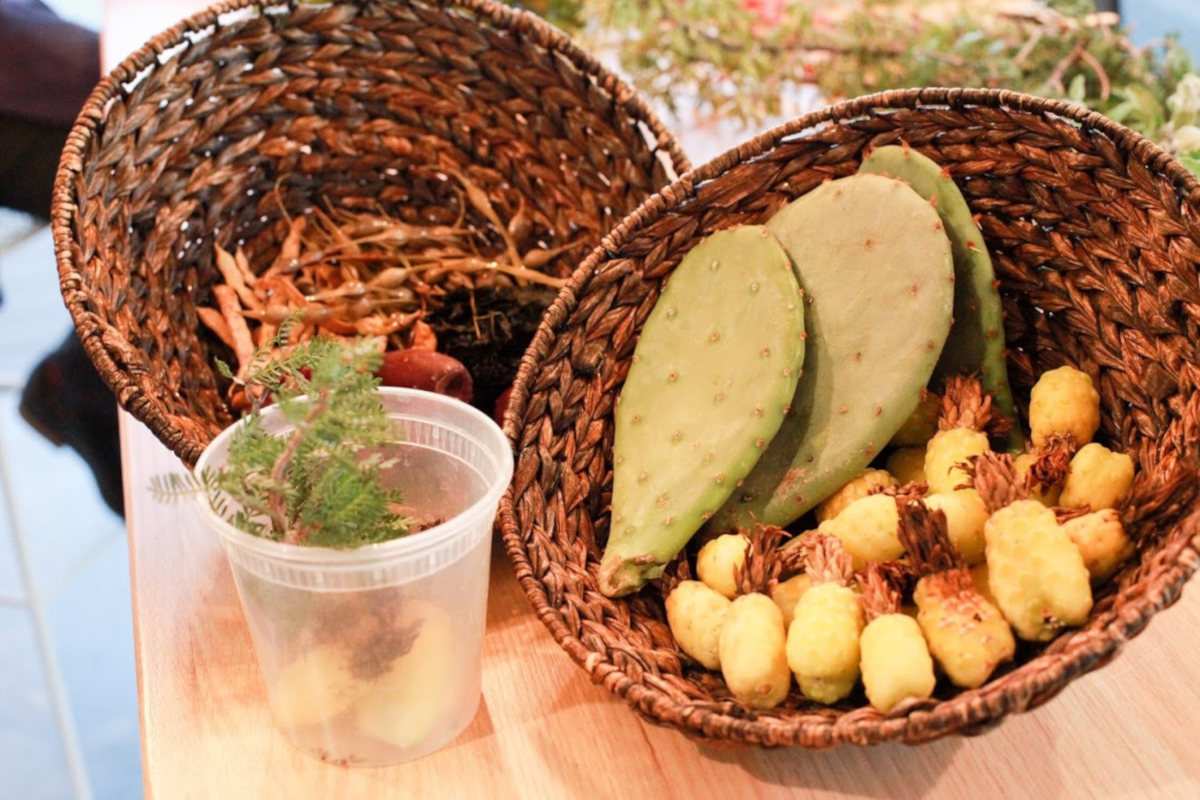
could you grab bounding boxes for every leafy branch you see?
[152,332,414,548]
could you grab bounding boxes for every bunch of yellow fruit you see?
[664,366,1136,712]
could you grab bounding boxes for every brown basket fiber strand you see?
[51,0,689,465]
[499,87,1200,746]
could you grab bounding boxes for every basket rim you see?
[49,0,692,467]
[498,86,1200,746]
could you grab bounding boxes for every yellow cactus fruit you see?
[354,604,458,749]
[1061,508,1135,583]
[924,427,990,494]
[890,391,941,447]
[719,593,792,709]
[924,489,988,565]
[1028,365,1100,449]
[696,533,749,599]
[787,582,864,704]
[270,642,365,729]
[969,562,998,606]
[665,580,733,670]
[785,534,863,704]
[770,572,813,628]
[1014,451,1063,506]
[897,498,1015,689]
[858,563,935,713]
[984,500,1093,641]
[886,446,927,486]
[1059,443,1135,511]
[860,614,936,713]
[914,570,1014,689]
[817,493,904,570]
[815,469,899,524]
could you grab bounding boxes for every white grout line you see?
[0,420,95,800]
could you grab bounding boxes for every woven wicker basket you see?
[499,87,1200,747]
[51,0,688,465]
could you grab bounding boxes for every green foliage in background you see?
[516,0,1200,172]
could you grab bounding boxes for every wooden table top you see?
[123,407,1200,800]
[105,2,1199,797]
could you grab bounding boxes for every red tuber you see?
[376,349,474,404]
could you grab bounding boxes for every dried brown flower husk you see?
[1027,433,1076,491]
[798,531,855,587]
[937,373,1014,442]
[968,451,1029,514]
[734,524,791,596]
[895,499,962,576]
[875,480,929,502]
[860,561,912,623]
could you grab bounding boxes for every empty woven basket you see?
[499,87,1200,746]
[51,0,688,465]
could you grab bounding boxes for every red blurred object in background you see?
[377,349,474,404]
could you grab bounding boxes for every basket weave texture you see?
[499,87,1200,747]
[51,0,688,465]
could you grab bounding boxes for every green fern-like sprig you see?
[155,330,413,547]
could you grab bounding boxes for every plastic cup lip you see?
[191,386,514,570]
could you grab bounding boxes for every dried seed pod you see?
[506,195,532,246]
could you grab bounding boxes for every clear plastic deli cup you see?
[193,387,513,765]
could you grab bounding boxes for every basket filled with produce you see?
[51,0,688,465]
[499,87,1200,746]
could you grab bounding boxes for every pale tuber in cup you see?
[194,387,513,765]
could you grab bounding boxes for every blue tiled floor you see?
[0,213,142,800]
[0,607,73,800]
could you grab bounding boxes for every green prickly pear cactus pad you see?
[858,145,1021,450]
[598,225,805,597]
[706,173,954,532]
